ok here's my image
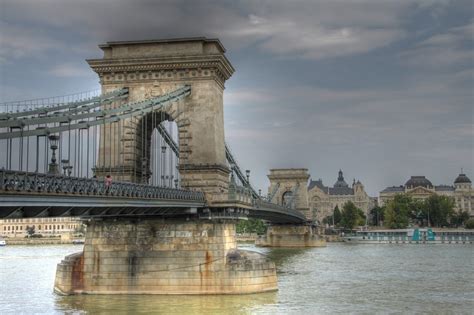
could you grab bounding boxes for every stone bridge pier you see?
[55,219,277,295]
[256,169,326,247]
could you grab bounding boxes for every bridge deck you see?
[0,171,307,223]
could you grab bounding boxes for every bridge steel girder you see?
[0,193,307,223]
[0,193,205,219]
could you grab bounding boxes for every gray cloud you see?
[400,19,474,68]
[0,1,429,60]
[0,0,472,195]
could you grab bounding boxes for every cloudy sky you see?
[0,0,472,195]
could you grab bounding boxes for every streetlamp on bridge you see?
[48,134,60,174]
[61,159,73,177]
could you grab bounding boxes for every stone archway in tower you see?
[282,191,293,207]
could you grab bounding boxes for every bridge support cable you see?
[0,85,190,140]
[0,86,189,190]
[224,143,259,199]
[267,182,280,203]
[0,88,128,121]
[153,124,260,198]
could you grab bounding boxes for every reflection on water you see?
[56,292,277,315]
[1,243,473,314]
[265,248,307,270]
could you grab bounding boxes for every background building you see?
[0,217,82,238]
[308,170,375,223]
[379,173,473,216]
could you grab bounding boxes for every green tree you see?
[384,194,413,229]
[369,206,384,226]
[322,215,332,225]
[25,225,35,237]
[451,210,470,227]
[422,195,455,227]
[236,219,267,235]
[333,205,342,226]
[409,199,426,225]
[465,218,474,229]
[74,224,86,235]
[340,201,365,229]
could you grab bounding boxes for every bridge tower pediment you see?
[87,38,235,202]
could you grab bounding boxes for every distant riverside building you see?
[307,170,375,222]
[0,217,82,238]
[379,173,473,216]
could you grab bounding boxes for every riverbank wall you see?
[3,237,83,245]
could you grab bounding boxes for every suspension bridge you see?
[0,38,324,296]
[0,83,305,223]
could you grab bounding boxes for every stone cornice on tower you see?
[268,168,310,181]
[87,38,235,89]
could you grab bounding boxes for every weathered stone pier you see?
[55,219,277,295]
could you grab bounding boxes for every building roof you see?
[405,176,433,188]
[435,185,455,192]
[308,179,327,191]
[454,173,471,184]
[329,187,354,195]
[308,178,355,195]
[380,186,404,193]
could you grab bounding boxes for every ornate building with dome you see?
[307,170,375,223]
[379,173,473,216]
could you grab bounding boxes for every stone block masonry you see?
[54,219,277,295]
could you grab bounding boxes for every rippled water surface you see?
[1,243,473,314]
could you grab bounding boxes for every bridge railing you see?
[227,185,254,204]
[0,169,205,201]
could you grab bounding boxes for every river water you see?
[1,243,473,314]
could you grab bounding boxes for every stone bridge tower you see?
[87,38,234,202]
[257,168,325,247]
[267,168,311,219]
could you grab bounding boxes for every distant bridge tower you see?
[267,168,311,219]
[87,38,234,201]
[258,168,325,247]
